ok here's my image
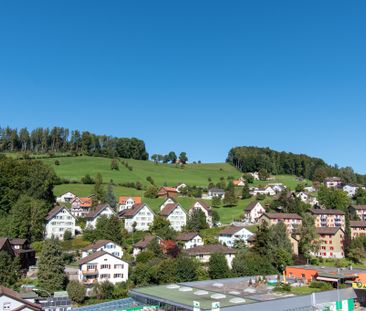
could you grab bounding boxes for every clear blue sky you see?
[1,1,365,172]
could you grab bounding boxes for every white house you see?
[71,197,92,218]
[0,286,41,311]
[189,200,213,227]
[81,240,123,259]
[176,232,204,249]
[304,186,316,193]
[56,192,77,203]
[296,191,309,202]
[186,244,236,268]
[343,185,360,197]
[45,206,76,240]
[176,183,188,193]
[85,204,116,229]
[218,226,254,247]
[207,188,225,199]
[159,200,187,231]
[119,203,155,233]
[132,235,156,257]
[270,184,286,193]
[251,186,276,196]
[244,201,265,223]
[118,196,142,212]
[324,177,342,188]
[78,251,129,288]
[248,172,260,180]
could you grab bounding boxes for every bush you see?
[81,174,95,184]
[67,281,86,303]
[309,281,332,290]
[274,283,291,292]
[54,160,60,165]
[63,230,73,241]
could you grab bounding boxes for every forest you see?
[0,126,148,160]
[227,146,366,185]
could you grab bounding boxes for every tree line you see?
[0,126,148,160]
[227,146,366,185]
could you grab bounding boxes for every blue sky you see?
[0,1,365,172]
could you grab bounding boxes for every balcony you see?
[82,278,97,285]
[82,269,98,275]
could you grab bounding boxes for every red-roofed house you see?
[158,187,178,198]
[118,196,142,212]
[71,197,93,218]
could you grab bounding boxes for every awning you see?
[317,276,339,282]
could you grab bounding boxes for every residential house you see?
[343,185,359,197]
[218,226,254,247]
[350,221,366,239]
[248,172,260,180]
[132,235,156,257]
[296,191,309,202]
[119,203,155,233]
[233,178,245,187]
[244,201,265,223]
[309,208,345,228]
[78,251,129,288]
[71,197,92,218]
[304,186,316,193]
[349,205,366,221]
[176,232,204,249]
[250,186,276,196]
[56,192,77,203]
[185,244,236,268]
[81,240,123,258]
[269,183,286,193]
[189,200,213,227]
[0,286,41,311]
[9,238,36,270]
[85,204,115,229]
[324,177,342,189]
[157,187,178,198]
[258,213,302,233]
[45,206,75,240]
[159,200,187,231]
[312,227,345,259]
[118,196,142,212]
[207,188,225,199]
[176,183,188,193]
[0,238,15,258]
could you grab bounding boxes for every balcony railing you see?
[82,269,98,275]
[82,278,97,284]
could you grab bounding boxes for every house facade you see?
[189,200,213,227]
[350,221,366,239]
[309,208,345,228]
[157,187,178,198]
[119,203,155,233]
[343,185,359,197]
[207,188,225,199]
[218,226,254,247]
[56,192,77,203]
[132,235,156,257]
[9,238,36,271]
[159,201,187,231]
[118,196,142,212]
[85,204,115,229]
[350,205,366,221]
[45,206,76,240]
[258,213,302,233]
[78,251,128,287]
[81,240,123,258]
[250,186,276,196]
[176,232,204,249]
[244,201,265,223]
[312,227,345,259]
[186,244,236,268]
[0,286,41,311]
[71,197,92,218]
[324,177,342,188]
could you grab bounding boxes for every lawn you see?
[290,286,322,295]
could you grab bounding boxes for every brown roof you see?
[309,208,345,215]
[85,204,113,219]
[158,187,177,194]
[79,250,110,265]
[245,201,260,212]
[350,221,366,228]
[46,205,65,221]
[219,226,246,235]
[133,235,155,249]
[262,213,302,220]
[160,203,185,216]
[82,240,114,251]
[119,203,149,218]
[0,286,41,311]
[176,232,200,241]
[191,200,212,215]
[316,227,343,235]
[186,244,236,255]
[351,205,366,210]
[9,238,27,245]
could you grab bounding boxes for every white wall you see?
[124,206,154,232]
[45,208,75,240]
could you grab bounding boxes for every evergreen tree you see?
[344,208,352,257]
[106,182,117,209]
[175,255,198,282]
[144,185,158,198]
[0,251,20,288]
[212,196,221,207]
[208,253,231,279]
[95,215,123,246]
[299,214,319,260]
[241,183,251,199]
[223,189,237,206]
[149,216,176,240]
[38,239,66,293]
[110,158,119,170]
[93,173,105,205]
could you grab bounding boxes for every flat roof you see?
[287,265,366,277]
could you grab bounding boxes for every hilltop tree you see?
[93,173,105,205]
[208,253,231,279]
[38,239,66,293]
[168,152,177,164]
[179,152,188,164]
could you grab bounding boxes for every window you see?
[114,264,123,269]
[100,274,110,279]
[114,273,122,278]
[3,302,11,310]
[101,264,111,269]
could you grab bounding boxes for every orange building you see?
[350,221,366,239]
[309,208,345,228]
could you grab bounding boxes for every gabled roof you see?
[81,240,115,251]
[186,244,236,255]
[219,226,248,235]
[160,203,185,217]
[245,201,261,212]
[309,208,345,215]
[46,205,73,221]
[0,286,41,311]
[9,238,27,246]
[118,196,142,205]
[0,237,14,256]
[119,203,152,218]
[191,200,212,215]
[158,187,177,193]
[316,227,344,235]
[261,212,302,220]
[324,177,342,182]
[79,250,125,265]
[133,235,156,249]
[350,221,366,228]
[176,232,200,241]
[85,204,113,220]
[351,205,366,210]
